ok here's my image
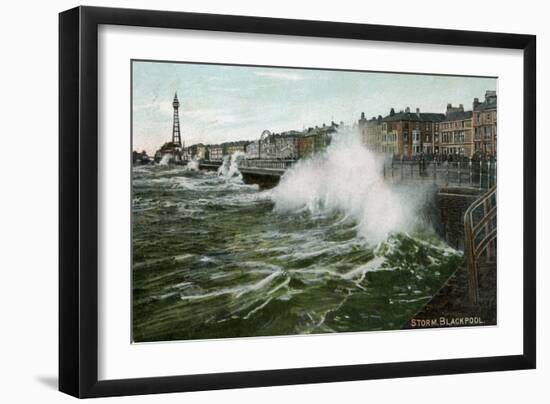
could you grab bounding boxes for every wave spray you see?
[271,127,430,243]
[217,151,245,180]
[186,157,200,171]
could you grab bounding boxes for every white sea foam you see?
[340,256,390,282]
[158,154,171,166]
[186,158,200,171]
[218,151,245,180]
[179,270,285,301]
[271,127,430,243]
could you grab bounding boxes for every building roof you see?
[221,140,249,147]
[158,142,181,153]
[474,90,497,112]
[382,111,445,122]
[474,98,497,112]
[443,110,473,122]
[366,115,383,123]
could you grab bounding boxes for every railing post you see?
[458,160,461,185]
[479,159,483,190]
[469,158,473,185]
[464,215,479,305]
[433,156,436,184]
[483,198,493,263]
[487,159,492,188]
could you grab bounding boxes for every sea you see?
[132,130,463,342]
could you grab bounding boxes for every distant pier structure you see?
[154,92,184,163]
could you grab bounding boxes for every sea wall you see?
[433,188,481,251]
[241,171,281,189]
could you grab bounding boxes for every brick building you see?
[297,123,337,158]
[245,141,259,159]
[358,90,496,158]
[223,140,249,156]
[380,107,445,157]
[358,113,384,152]
[187,143,207,160]
[207,144,224,161]
[473,90,497,156]
[440,104,474,157]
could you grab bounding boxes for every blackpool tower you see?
[172,92,182,148]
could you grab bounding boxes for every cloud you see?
[254,71,306,81]
[133,100,173,118]
[184,107,230,121]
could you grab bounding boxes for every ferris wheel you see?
[260,130,271,142]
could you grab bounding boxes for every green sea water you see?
[132,164,463,342]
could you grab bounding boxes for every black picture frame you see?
[59,5,536,398]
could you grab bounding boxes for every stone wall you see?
[435,187,481,251]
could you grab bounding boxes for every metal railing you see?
[385,158,497,190]
[238,159,296,170]
[463,185,497,304]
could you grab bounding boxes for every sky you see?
[132,60,497,155]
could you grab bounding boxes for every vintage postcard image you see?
[131,61,497,342]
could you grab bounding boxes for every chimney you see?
[361,112,365,119]
[405,106,410,113]
[473,98,480,109]
[459,104,464,111]
[416,107,420,115]
[485,90,497,100]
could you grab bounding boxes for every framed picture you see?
[59,6,536,398]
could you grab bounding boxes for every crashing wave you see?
[271,127,430,243]
[217,151,245,180]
